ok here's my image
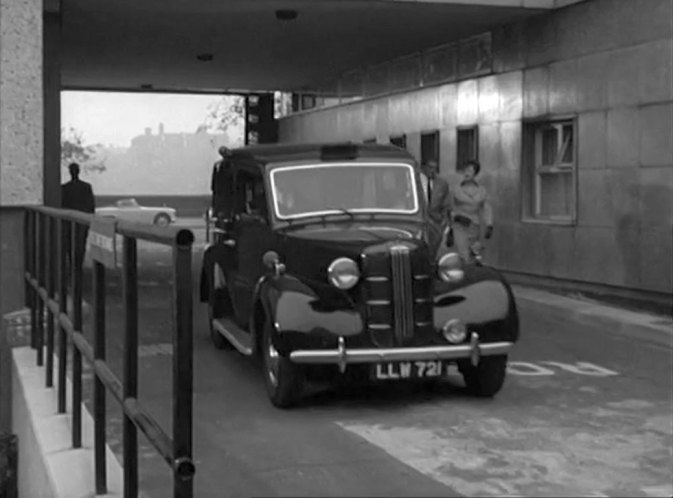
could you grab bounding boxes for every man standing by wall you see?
[449,159,493,263]
[211,145,235,220]
[61,163,95,270]
[420,159,452,257]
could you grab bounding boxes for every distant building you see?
[85,123,239,195]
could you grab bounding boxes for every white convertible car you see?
[95,198,177,226]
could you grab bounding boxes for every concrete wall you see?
[278,0,673,297]
[0,0,45,434]
[12,347,124,498]
[0,209,25,433]
[0,0,44,206]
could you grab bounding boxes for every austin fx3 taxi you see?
[200,143,519,408]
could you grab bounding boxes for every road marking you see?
[507,361,619,377]
[540,361,619,376]
[506,362,556,376]
[641,484,673,497]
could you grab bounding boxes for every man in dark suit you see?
[420,159,452,256]
[61,162,95,271]
[211,146,235,220]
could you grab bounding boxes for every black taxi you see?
[200,142,519,408]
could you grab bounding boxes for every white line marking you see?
[506,362,555,376]
[541,361,619,377]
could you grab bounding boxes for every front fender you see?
[199,243,229,302]
[433,266,519,342]
[254,274,363,339]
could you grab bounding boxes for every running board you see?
[213,318,253,355]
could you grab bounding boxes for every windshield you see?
[270,163,419,219]
[118,198,139,207]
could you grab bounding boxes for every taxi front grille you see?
[361,243,432,347]
[391,245,414,345]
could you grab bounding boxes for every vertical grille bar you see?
[391,245,414,345]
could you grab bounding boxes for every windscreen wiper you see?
[322,208,355,220]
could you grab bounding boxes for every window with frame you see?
[389,134,407,149]
[235,167,268,219]
[457,126,479,170]
[421,131,439,166]
[523,119,576,223]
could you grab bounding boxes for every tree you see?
[61,127,107,174]
[202,92,291,144]
[202,95,246,134]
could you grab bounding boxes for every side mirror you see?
[263,251,285,276]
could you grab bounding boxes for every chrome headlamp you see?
[442,318,467,344]
[327,257,360,290]
[437,252,464,283]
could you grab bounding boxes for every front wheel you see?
[154,213,171,227]
[459,355,508,397]
[262,320,304,408]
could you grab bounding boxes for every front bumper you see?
[289,332,513,373]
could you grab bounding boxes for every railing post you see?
[46,215,56,387]
[36,212,45,365]
[29,211,37,350]
[57,218,68,414]
[173,236,194,498]
[23,209,32,309]
[93,259,107,495]
[72,222,83,448]
[122,236,138,498]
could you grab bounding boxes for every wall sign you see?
[89,217,117,269]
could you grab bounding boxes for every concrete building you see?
[280,0,673,302]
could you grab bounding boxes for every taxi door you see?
[228,165,274,328]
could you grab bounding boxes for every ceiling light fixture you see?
[275,9,298,21]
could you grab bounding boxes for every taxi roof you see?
[231,142,416,167]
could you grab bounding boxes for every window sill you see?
[521,217,576,226]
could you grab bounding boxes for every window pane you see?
[457,127,478,170]
[390,135,406,149]
[538,171,573,217]
[421,131,439,165]
[541,128,558,165]
[562,125,573,163]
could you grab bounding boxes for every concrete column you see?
[43,2,61,207]
[0,0,44,433]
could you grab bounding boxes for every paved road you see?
[78,234,672,498]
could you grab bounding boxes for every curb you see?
[512,285,673,349]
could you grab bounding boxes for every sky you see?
[61,91,225,147]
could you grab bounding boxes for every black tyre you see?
[262,319,304,408]
[459,355,508,397]
[154,213,171,227]
[208,287,235,350]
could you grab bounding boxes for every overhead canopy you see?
[59,0,574,93]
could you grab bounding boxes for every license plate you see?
[372,361,444,380]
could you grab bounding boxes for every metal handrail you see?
[23,205,195,498]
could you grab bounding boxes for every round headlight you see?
[327,257,360,290]
[442,319,467,344]
[437,252,464,283]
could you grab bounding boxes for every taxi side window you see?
[235,168,267,219]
